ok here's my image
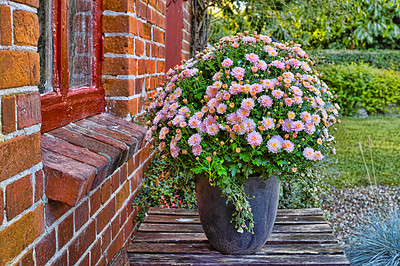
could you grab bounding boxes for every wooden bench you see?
[128,207,349,265]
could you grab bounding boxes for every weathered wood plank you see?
[132,232,338,244]
[128,253,349,265]
[147,207,323,216]
[128,242,344,255]
[143,214,327,224]
[138,223,333,234]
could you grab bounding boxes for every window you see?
[38,0,104,132]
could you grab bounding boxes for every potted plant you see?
[144,31,340,254]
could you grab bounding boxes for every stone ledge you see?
[42,113,146,206]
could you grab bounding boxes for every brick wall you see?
[0,0,193,265]
[103,0,167,119]
[0,0,44,265]
[182,0,192,60]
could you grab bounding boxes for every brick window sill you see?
[42,114,146,206]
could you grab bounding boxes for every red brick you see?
[101,225,112,252]
[103,15,137,34]
[91,238,102,264]
[97,256,107,266]
[145,42,151,56]
[0,190,3,224]
[19,249,34,265]
[153,27,164,44]
[0,6,12,46]
[145,60,156,74]
[48,127,121,176]
[111,171,119,193]
[0,204,44,265]
[103,0,134,12]
[106,229,125,262]
[75,200,89,231]
[0,51,40,89]
[58,213,74,249]
[90,188,101,216]
[104,36,134,54]
[134,78,144,94]
[120,164,128,184]
[68,221,96,265]
[103,57,137,76]
[111,214,120,239]
[45,199,71,226]
[6,174,33,219]
[135,39,145,56]
[1,96,16,134]
[124,216,135,240]
[101,179,111,204]
[157,60,165,73]
[41,136,110,189]
[136,0,149,19]
[51,249,68,266]
[12,0,39,8]
[127,157,136,177]
[75,0,91,12]
[13,10,39,46]
[137,59,145,76]
[34,169,44,202]
[96,197,116,233]
[43,150,97,206]
[116,181,129,210]
[107,98,138,117]
[35,230,56,266]
[103,78,135,97]
[16,92,41,129]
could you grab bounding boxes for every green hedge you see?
[310,50,400,71]
[319,63,400,116]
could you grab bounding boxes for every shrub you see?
[310,50,400,71]
[319,63,400,116]
[345,208,400,266]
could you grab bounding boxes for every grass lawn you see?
[323,115,400,188]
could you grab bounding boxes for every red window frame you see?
[40,0,105,132]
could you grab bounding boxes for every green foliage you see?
[209,0,400,50]
[324,116,400,188]
[310,50,400,71]
[132,156,197,226]
[319,63,400,116]
[345,208,400,265]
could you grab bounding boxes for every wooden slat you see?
[132,232,339,244]
[143,214,327,224]
[129,242,344,255]
[128,253,349,265]
[147,207,323,216]
[138,223,333,234]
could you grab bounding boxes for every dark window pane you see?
[38,0,53,94]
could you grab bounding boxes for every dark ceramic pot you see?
[195,175,280,255]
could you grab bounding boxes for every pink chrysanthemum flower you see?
[172,115,185,126]
[229,83,241,95]
[179,106,190,115]
[170,102,180,110]
[153,115,161,125]
[160,127,169,135]
[216,103,227,114]
[269,50,278,57]
[192,145,202,156]
[203,115,216,126]
[206,86,218,97]
[303,147,314,160]
[257,60,268,71]
[316,96,325,106]
[237,108,250,119]
[231,67,246,81]
[262,79,274,89]
[304,123,316,134]
[312,114,320,125]
[314,151,323,160]
[267,136,283,153]
[207,98,219,108]
[188,133,201,147]
[212,72,222,81]
[271,60,285,70]
[170,145,180,158]
[158,142,166,151]
[213,81,222,89]
[283,78,292,84]
[241,98,255,110]
[251,84,263,94]
[195,112,204,119]
[206,123,219,136]
[285,98,293,106]
[262,117,275,130]
[283,140,295,153]
[287,58,301,67]
[188,117,201,129]
[237,123,247,135]
[243,118,256,132]
[291,86,303,96]
[245,53,259,63]
[292,120,305,132]
[293,96,303,104]
[301,112,311,122]
[263,45,275,53]
[247,131,263,147]
[309,97,318,108]
[272,89,284,99]
[301,62,311,72]
[282,119,293,132]
[221,58,233,68]
[226,113,239,125]
[288,112,296,120]
[145,130,152,141]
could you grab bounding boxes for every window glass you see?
[38,0,53,94]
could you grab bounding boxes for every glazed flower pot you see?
[195,175,280,255]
